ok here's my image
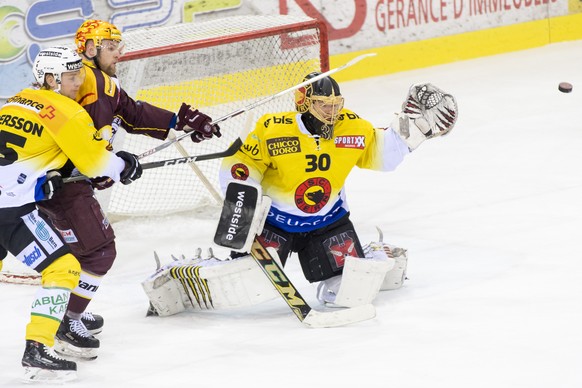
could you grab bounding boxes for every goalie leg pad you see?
[364,241,409,291]
[197,255,279,309]
[318,256,394,308]
[143,255,279,315]
[381,249,408,290]
[214,181,271,252]
[142,269,187,317]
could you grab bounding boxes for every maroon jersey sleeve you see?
[77,65,119,136]
[115,87,174,140]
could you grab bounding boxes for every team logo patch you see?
[57,228,78,244]
[266,136,301,157]
[22,209,63,254]
[294,177,331,214]
[325,233,357,269]
[335,135,365,149]
[39,105,56,120]
[231,163,249,180]
[258,229,287,250]
[17,242,47,269]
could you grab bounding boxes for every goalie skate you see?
[22,340,77,383]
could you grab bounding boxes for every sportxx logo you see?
[335,135,365,149]
[39,105,56,120]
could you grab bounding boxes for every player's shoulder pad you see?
[79,63,118,102]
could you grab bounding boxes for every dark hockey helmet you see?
[295,72,344,140]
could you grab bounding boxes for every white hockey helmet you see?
[33,46,84,86]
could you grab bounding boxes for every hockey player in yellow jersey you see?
[217,72,458,308]
[0,46,142,383]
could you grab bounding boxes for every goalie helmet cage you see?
[102,15,329,218]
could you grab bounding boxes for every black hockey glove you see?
[91,176,115,190]
[40,170,63,200]
[175,102,221,143]
[116,151,143,185]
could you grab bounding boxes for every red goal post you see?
[101,15,329,218]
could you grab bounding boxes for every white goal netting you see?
[103,15,328,218]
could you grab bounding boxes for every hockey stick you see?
[250,238,376,328]
[138,53,377,159]
[63,138,242,183]
[167,130,223,204]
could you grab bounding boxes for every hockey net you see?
[102,15,328,218]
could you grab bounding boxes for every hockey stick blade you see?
[249,238,376,328]
[63,138,242,184]
[302,304,376,328]
[139,53,377,159]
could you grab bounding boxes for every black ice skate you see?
[22,340,77,383]
[81,311,104,335]
[54,315,100,359]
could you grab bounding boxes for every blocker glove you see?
[117,151,143,185]
[175,103,222,143]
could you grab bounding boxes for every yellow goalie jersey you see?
[0,88,125,208]
[219,109,410,233]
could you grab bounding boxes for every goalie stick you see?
[249,238,376,328]
[214,181,375,327]
[138,53,377,159]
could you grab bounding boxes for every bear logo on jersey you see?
[230,163,249,180]
[294,177,331,214]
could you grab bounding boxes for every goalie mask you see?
[75,19,123,54]
[295,72,344,140]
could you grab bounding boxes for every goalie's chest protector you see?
[255,110,375,224]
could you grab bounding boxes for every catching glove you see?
[393,83,458,150]
[117,151,143,185]
[175,103,221,143]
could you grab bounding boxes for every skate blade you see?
[22,366,77,384]
[54,339,99,360]
[87,327,103,335]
